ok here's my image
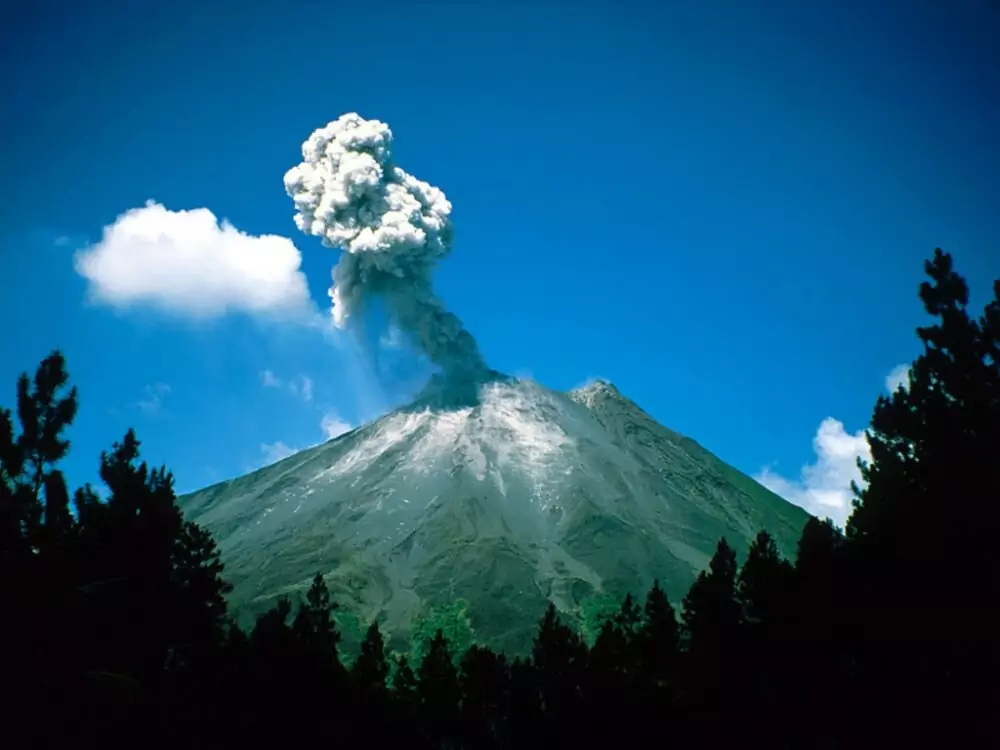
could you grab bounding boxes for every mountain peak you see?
[566,378,624,407]
[180,375,810,657]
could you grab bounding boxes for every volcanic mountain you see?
[179,375,810,656]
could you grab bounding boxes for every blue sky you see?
[1,0,998,527]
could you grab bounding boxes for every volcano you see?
[178,376,810,655]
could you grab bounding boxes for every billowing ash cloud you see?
[284,113,486,383]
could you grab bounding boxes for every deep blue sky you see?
[1,0,998,523]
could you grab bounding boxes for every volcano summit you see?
[179,115,809,655]
[179,376,809,655]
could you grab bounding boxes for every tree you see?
[459,645,509,748]
[169,520,233,670]
[353,620,390,700]
[392,653,418,700]
[682,538,741,653]
[16,351,77,516]
[1,351,76,557]
[735,531,796,735]
[637,579,679,695]
[530,603,588,745]
[504,657,540,749]
[680,538,743,719]
[74,431,183,683]
[613,592,642,644]
[738,530,794,626]
[42,470,72,539]
[410,599,475,667]
[0,353,244,744]
[591,592,643,704]
[391,653,419,720]
[588,617,631,737]
[417,629,461,746]
[0,405,24,553]
[292,572,341,668]
[845,250,1000,737]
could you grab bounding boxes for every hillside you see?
[179,376,810,655]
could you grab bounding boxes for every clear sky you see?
[2,0,998,528]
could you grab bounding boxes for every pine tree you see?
[42,470,72,539]
[0,354,79,738]
[1,351,76,556]
[292,572,341,668]
[78,432,183,683]
[735,531,795,735]
[504,656,540,749]
[417,629,461,747]
[845,250,1000,739]
[588,617,630,737]
[0,404,24,551]
[391,653,418,716]
[738,530,794,626]
[682,538,741,653]
[392,653,418,695]
[169,520,233,670]
[459,645,509,749]
[16,351,77,524]
[353,620,389,699]
[680,538,743,720]
[637,579,679,694]
[614,592,641,637]
[531,603,588,744]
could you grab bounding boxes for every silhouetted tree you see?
[734,531,795,739]
[588,617,631,740]
[739,530,793,624]
[1,351,77,699]
[531,602,588,746]
[679,537,743,735]
[459,645,509,749]
[391,653,419,725]
[682,539,741,652]
[417,629,461,747]
[15,351,77,536]
[637,579,679,696]
[353,620,390,699]
[169,520,233,671]
[845,250,1000,743]
[292,572,342,668]
[504,656,540,749]
[0,403,25,552]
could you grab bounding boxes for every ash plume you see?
[284,113,487,385]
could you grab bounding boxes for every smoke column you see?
[284,113,487,385]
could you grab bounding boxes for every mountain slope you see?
[179,377,810,655]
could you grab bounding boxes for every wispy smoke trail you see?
[284,113,487,385]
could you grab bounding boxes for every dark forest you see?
[3,249,997,748]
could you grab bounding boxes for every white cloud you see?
[294,375,314,402]
[260,441,297,466]
[756,417,871,530]
[260,369,282,388]
[320,412,352,440]
[135,382,171,415]
[753,365,923,528]
[75,201,313,319]
[885,363,911,394]
[258,412,352,470]
[259,370,313,401]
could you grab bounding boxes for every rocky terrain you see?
[179,376,810,656]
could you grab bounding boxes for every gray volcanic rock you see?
[179,377,810,655]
